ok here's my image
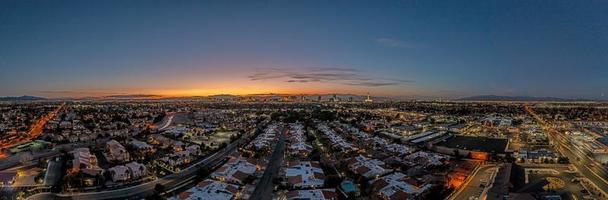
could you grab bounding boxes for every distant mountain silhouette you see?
[457,95,578,101]
[105,94,162,99]
[0,95,46,101]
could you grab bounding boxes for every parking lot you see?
[516,165,598,200]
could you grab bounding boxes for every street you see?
[449,164,497,200]
[249,128,286,200]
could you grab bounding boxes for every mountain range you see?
[457,95,593,102]
[0,95,47,101]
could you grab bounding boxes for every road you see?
[26,123,259,200]
[0,102,64,152]
[29,103,65,138]
[249,128,286,200]
[525,106,608,196]
[155,112,176,131]
[449,164,497,200]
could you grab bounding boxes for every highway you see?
[249,128,286,200]
[26,126,255,200]
[156,113,176,131]
[525,106,608,196]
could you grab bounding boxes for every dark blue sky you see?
[1,0,607,99]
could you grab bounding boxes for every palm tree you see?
[96,174,105,186]
[110,170,116,182]
[140,165,145,175]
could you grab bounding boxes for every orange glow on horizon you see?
[149,88,326,97]
[143,81,380,97]
[37,79,414,98]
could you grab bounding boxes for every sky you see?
[1,0,607,99]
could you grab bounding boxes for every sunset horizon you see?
[2,1,608,200]
[2,1,607,100]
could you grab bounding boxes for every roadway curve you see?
[155,113,176,131]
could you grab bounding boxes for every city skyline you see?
[1,0,607,99]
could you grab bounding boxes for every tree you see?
[324,174,342,188]
[19,152,33,165]
[512,119,524,126]
[96,174,105,187]
[453,149,461,160]
[309,149,321,161]
[358,176,371,195]
[154,183,165,194]
[196,167,211,181]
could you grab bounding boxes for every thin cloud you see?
[346,82,402,87]
[249,67,413,87]
[376,38,412,48]
[286,80,310,83]
[308,67,359,72]
[249,72,285,81]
